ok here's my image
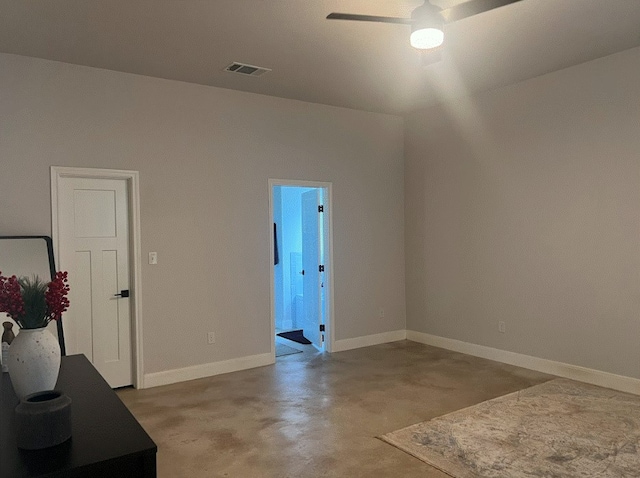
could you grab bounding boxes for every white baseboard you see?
[332,329,407,353]
[143,330,406,388]
[143,352,274,389]
[407,330,640,395]
[142,330,640,395]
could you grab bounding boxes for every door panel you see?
[301,189,322,349]
[73,189,117,237]
[72,250,94,361]
[58,177,132,388]
[100,249,120,363]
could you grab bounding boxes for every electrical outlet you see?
[379,308,385,318]
[498,321,506,333]
[207,332,215,344]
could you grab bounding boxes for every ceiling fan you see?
[327,0,523,52]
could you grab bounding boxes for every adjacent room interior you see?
[1,0,640,476]
[272,183,330,356]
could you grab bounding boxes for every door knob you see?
[114,290,130,298]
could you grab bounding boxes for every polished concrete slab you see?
[118,340,552,477]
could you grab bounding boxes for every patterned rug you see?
[380,378,640,477]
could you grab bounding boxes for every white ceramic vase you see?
[8,327,61,399]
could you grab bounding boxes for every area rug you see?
[275,343,303,357]
[380,378,640,478]
[276,329,311,345]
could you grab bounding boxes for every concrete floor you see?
[118,340,552,477]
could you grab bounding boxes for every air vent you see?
[224,62,271,77]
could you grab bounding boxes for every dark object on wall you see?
[274,223,279,265]
[15,390,72,450]
[0,236,66,355]
[277,329,312,345]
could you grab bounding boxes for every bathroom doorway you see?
[269,180,333,358]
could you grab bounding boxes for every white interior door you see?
[301,189,323,349]
[57,177,132,388]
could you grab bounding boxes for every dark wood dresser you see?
[1,354,156,477]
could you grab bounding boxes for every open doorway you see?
[269,180,333,359]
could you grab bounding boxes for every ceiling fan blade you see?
[440,0,523,23]
[326,13,413,25]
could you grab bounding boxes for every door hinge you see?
[319,265,325,272]
[318,205,324,213]
[319,324,325,332]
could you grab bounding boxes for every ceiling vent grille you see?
[224,62,271,77]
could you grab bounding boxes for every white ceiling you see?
[1,0,639,115]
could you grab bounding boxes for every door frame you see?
[50,166,145,389]
[268,179,335,355]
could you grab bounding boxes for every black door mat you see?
[277,329,312,345]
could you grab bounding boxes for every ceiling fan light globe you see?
[410,27,444,50]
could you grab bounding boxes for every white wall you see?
[0,53,406,375]
[405,46,640,379]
